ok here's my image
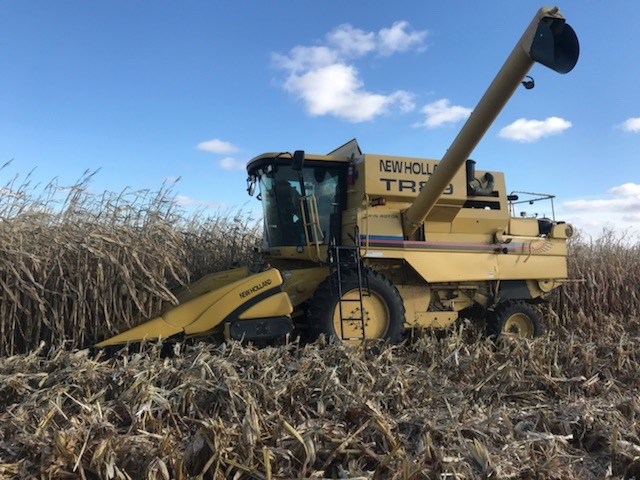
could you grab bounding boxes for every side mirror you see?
[247,176,256,196]
[292,150,305,171]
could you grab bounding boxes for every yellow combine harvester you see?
[98,6,579,347]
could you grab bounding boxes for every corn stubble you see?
[1,176,639,479]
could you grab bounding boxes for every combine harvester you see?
[98,6,579,347]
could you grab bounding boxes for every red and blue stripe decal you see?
[359,234,522,253]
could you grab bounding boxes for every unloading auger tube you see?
[401,6,579,237]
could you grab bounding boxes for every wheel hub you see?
[503,312,535,338]
[332,289,390,343]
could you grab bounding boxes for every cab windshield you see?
[259,163,342,247]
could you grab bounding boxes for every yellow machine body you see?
[97,6,579,347]
[251,146,571,334]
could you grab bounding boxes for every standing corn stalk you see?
[0,169,260,354]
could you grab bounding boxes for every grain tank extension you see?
[97,7,579,347]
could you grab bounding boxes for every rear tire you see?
[307,268,405,344]
[487,301,542,338]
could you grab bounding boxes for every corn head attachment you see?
[96,268,293,347]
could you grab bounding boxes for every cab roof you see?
[246,152,350,174]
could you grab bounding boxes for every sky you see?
[2,1,639,239]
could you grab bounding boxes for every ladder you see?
[328,242,369,341]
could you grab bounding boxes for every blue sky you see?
[2,1,639,238]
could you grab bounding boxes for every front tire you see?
[307,268,405,344]
[487,301,542,338]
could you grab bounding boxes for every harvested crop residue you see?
[1,322,639,479]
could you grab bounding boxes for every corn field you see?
[0,173,261,355]
[1,176,639,479]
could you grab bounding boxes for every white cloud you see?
[284,64,414,122]
[195,139,246,170]
[610,183,640,197]
[499,117,571,142]
[272,46,338,73]
[414,99,471,128]
[559,213,638,241]
[273,21,426,122]
[196,138,239,154]
[560,183,640,239]
[619,117,640,133]
[219,157,246,171]
[391,91,416,113]
[325,21,427,59]
[378,21,428,55]
[622,212,640,222]
[563,182,640,214]
[327,24,376,58]
[563,197,640,212]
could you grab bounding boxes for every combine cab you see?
[98,6,579,347]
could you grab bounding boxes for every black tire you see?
[307,268,405,343]
[487,301,542,338]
